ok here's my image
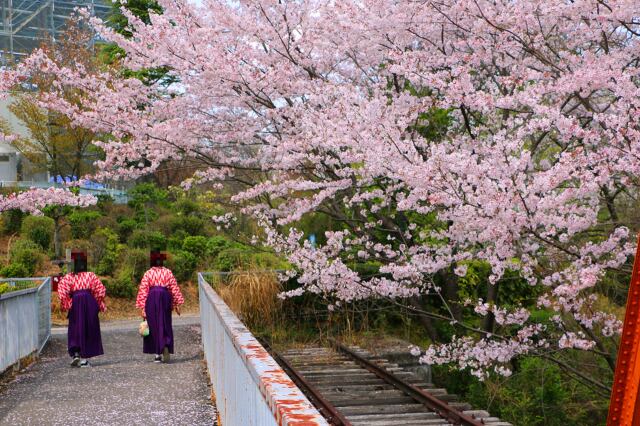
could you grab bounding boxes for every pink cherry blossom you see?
[2,0,639,381]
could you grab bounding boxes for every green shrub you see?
[94,228,122,276]
[167,230,188,252]
[96,194,114,212]
[214,246,253,272]
[433,357,604,426]
[104,268,137,299]
[95,214,118,231]
[174,198,200,216]
[133,208,159,224]
[0,283,9,294]
[206,236,232,258]
[127,183,169,209]
[122,247,149,282]
[466,359,566,425]
[0,263,29,278]
[169,215,206,236]
[252,252,289,269]
[152,214,174,236]
[212,247,284,272]
[9,239,44,275]
[3,209,25,234]
[21,216,54,250]
[182,235,208,258]
[128,229,167,251]
[107,248,149,298]
[117,218,137,242]
[169,250,197,282]
[68,210,102,239]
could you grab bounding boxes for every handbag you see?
[138,320,150,337]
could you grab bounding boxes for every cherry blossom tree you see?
[4,0,640,392]
[0,187,96,216]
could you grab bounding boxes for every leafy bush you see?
[433,357,604,426]
[127,183,169,210]
[0,263,29,278]
[0,283,9,294]
[169,250,197,282]
[104,268,137,299]
[21,216,54,250]
[128,229,167,251]
[107,248,148,298]
[9,239,44,276]
[122,247,149,283]
[96,194,114,212]
[182,235,208,258]
[169,215,206,236]
[213,246,253,272]
[94,228,122,276]
[206,236,232,258]
[3,209,25,234]
[68,210,102,239]
[151,214,174,236]
[167,230,188,252]
[252,252,289,270]
[95,214,118,231]
[174,198,200,216]
[116,218,137,242]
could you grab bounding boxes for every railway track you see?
[264,340,512,426]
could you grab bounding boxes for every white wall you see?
[0,97,23,182]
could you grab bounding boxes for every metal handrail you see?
[0,276,51,372]
[0,277,48,300]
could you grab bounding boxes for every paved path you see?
[0,315,216,426]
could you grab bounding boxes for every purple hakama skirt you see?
[67,289,104,358]
[143,286,174,355]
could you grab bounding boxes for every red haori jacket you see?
[136,266,185,310]
[57,272,107,312]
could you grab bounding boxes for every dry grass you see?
[216,271,282,328]
[51,281,201,325]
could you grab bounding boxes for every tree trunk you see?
[53,216,62,259]
[442,271,463,322]
[482,282,499,333]
[410,296,439,342]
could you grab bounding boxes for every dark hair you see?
[71,251,88,273]
[150,250,166,267]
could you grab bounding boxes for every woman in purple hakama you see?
[57,251,106,367]
[136,251,184,363]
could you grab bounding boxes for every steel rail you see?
[330,339,484,426]
[258,338,352,426]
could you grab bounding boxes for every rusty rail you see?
[260,338,352,426]
[331,339,484,426]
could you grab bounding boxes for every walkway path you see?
[0,315,216,426]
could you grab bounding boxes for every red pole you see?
[608,233,640,425]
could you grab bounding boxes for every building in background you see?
[0,0,111,64]
[0,1,128,202]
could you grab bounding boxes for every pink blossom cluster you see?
[0,187,97,215]
[420,324,547,379]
